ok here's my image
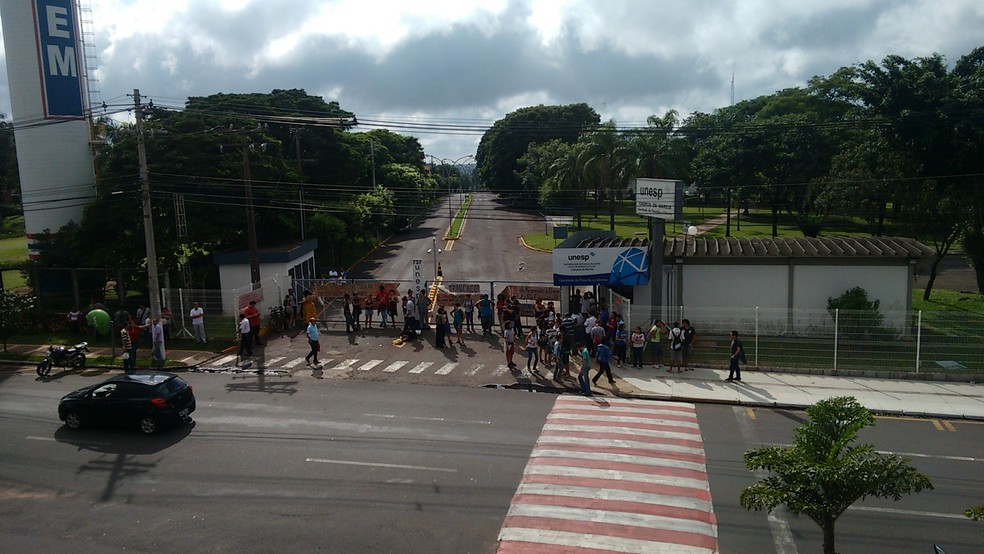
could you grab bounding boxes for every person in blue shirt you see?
[592,340,614,385]
[577,342,592,395]
[478,293,494,336]
[304,317,320,366]
[613,323,628,367]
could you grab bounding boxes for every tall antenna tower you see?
[731,73,735,106]
[75,0,102,121]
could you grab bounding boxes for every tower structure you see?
[0,0,96,257]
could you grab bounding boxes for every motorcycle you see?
[36,342,90,377]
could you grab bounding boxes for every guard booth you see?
[552,231,656,330]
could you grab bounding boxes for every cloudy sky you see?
[1,0,983,160]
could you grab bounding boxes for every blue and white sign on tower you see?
[552,247,651,286]
[33,0,84,119]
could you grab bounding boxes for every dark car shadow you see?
[226,375,299,395]
[54,420,194,455]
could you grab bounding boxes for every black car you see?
[58,371,196,434]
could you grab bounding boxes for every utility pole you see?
[292,129,316,240]
[241,143,261,287]
[134,89,161,319]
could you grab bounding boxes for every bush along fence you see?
[662,306,983,376]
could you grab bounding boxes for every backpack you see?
[671,328,683,351]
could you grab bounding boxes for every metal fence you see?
[671,306,984,374]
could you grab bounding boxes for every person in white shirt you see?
[189,302,206,344]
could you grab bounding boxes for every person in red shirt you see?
[243,300,263,348]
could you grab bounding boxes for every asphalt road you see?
[700,403,984,554]
[349,191,552,284]
[0,371,555,553]
[1,371,982,552]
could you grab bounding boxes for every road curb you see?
[519,236,552,253]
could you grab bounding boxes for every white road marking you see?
[283,357,309,369]
[265,356,286,365]
[330,359,359,371]
[734,406,799,554]
[769,442,984,463]
[530,448,707,473]
[363,413,492,425]
[28,435,111,446]
[382,361,409,373]
[357,359,384,371]
[848,505,969,520]
[505,504,716,538]
[523,465,709,491]
[434,363,457,375]
[305,458,457,473]
[492,364,510,376]
[408,362,434,374]
[465,364,484,376]
[497,528,713,554]
[25,436,55,441]
[215,354,237,365]
[516,482,713,513]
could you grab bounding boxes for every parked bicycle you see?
[268,305,288,334]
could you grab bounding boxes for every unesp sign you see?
[635,178,684,220]
[34,0,85,119]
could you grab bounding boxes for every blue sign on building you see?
[34,0,84,119]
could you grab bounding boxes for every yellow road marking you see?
[746,407,756,420]
[942,420,957,432]
[931,419,945,432]
[445,240,454,251]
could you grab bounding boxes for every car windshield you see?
[154,376,188,396]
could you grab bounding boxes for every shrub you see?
[827,286,885,340]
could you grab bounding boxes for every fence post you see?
[754,306,759,367]
[915,310,922,374]
[833,308,839,371]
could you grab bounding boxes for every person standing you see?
[451,303,465,345]
[190,302,206,344]
[681,319,697,371]
[343,293,357,333]
[577,342,592,395]
[503,320,516,369]
[463,296,475,333]
[496,293,507,335]
[301,289,317,323]
[478,294,493,335]
[630,326,647,368]
[120,320,134,373]
[236,314,252,360]
[125,318,141,369]
[67,307,82,335]
[416,289,429,331]
[151,317,166,370]
[375,285,389,328]
[726,330,743,382]
[592,340,614,385]
[287,289,298,328]
[388,290,399,329]
[524,326,540,373]
[435,306,449,348]
[649,319,666,368]
[305,317,321,366]
[512,296,523,336]
[283,293,295,330]
[363,294,374,329]
[403,294,417,334]
[667,322,684,373]
[613,322,628,367]
[243,300,262,348]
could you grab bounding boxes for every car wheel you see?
[64,412,82,430]
[139,416,157,434]
[36,359,51,377]
[70,355,86,370]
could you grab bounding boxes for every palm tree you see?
[547,142,586,229]
[579,121,633,231]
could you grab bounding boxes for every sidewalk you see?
[3,335,982,420]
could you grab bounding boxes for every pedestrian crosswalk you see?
[496,396,718,554]
[199,354,532,379]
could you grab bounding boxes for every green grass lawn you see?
[446,193,472,239]
[0,235,29,291]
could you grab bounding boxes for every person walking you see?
[630,326,646,368]
[364,294,374,329]
[190,302,206,344]
[504,320,517,369]
[524,326,540,373]
[725,330,743,382]
[576,342,592,395]
[301,289,317,323]
[120,319,134,372]
[125,317,141,370]
[236,314,252,361]
[592,340,614,385]
[304,317,321,366]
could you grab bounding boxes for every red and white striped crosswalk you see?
[497,396,718,553]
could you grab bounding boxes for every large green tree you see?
[476,103,599,204]
[741,396,933,554]
[0,115,18,220]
